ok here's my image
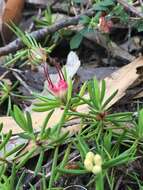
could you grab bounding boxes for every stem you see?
[43,63,53,87]
[55,63,65,80]
[95,172,104,190]
[48,146,59,189]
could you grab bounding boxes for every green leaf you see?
[0,130,12,150]
[40,110,54,138]
[70,33,83,49]
[103,146,136,169]
[67,78,73,102]
[103,130,112,152]
[34,149,44,176]
[12,105,28,132]
[18,133,33,140]
[79,15,90,24]
[16,148,36,170]
[75,136,90,160]
[25,112,33,134]
[102,90,118,109]
[134,20,143,32]
[55,143,72,181]
[0,123,3,133]
[137,109,143,137]
[79,81,87,97]
[57,168,88,174]
[15,171,25,190]
[88,80,100,110]
[94,0,115,11]
[93,78,101,109]
[32,105,57,112]
[96,172,104,190]
[50,131,69,145]
[48,147,59,189]
[88,81,97,108]
[0,165,6,178]
[100,80,106,103]
[10,164,16,189]
[106,112,132,118]
[5,144,25,158]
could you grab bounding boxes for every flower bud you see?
[84,159,94,171]
[29,47,47,65]
[43,62,68,100]
[92,165,102,174]
[86,151,95,161]
[48,79,68,99]
[98,15,113,33]
[94,154,102,166]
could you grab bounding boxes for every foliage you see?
[0,78,143,189]
[1,0,143,189]
[4,23,54,68]
[0,80,19,115]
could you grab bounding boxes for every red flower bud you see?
[98,15,113,33]
[43,62,68,99]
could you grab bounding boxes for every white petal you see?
[65,51,81,78]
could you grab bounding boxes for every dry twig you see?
[0,8,94,57]
[117,0,143,18]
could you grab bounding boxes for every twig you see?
[71,0,78,16]
[50,0,61,7]
[12,71,33,94]
[114,175,123,190]
[0,70,9,80]
[117,0,143,18]
[85,30,135,61]
[0,8,94,57]
[51,6,75,16]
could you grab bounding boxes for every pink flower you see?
[43,62,68,99]
[98,15,113,33]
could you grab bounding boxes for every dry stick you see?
[0,70,9,80]
[117,0,143,18]
[12,71,33,94]
[85,31,135,61]
[0,8,94,57]
[51,6,75,16]
[50,0,61,6]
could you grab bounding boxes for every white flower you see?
[94,154,102,166]
[92,165,102,174]
[84,159,93,171]
[84,152,103,174]
[86,151,95,161]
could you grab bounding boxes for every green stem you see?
[95,172,104,190]
[48,146,59,189]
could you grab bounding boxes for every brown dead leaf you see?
[1,0,24,42]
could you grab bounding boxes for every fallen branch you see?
[85,31,135,61]
[117,0,143,18]
[0,6,134,61]
[0,8,94,57]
